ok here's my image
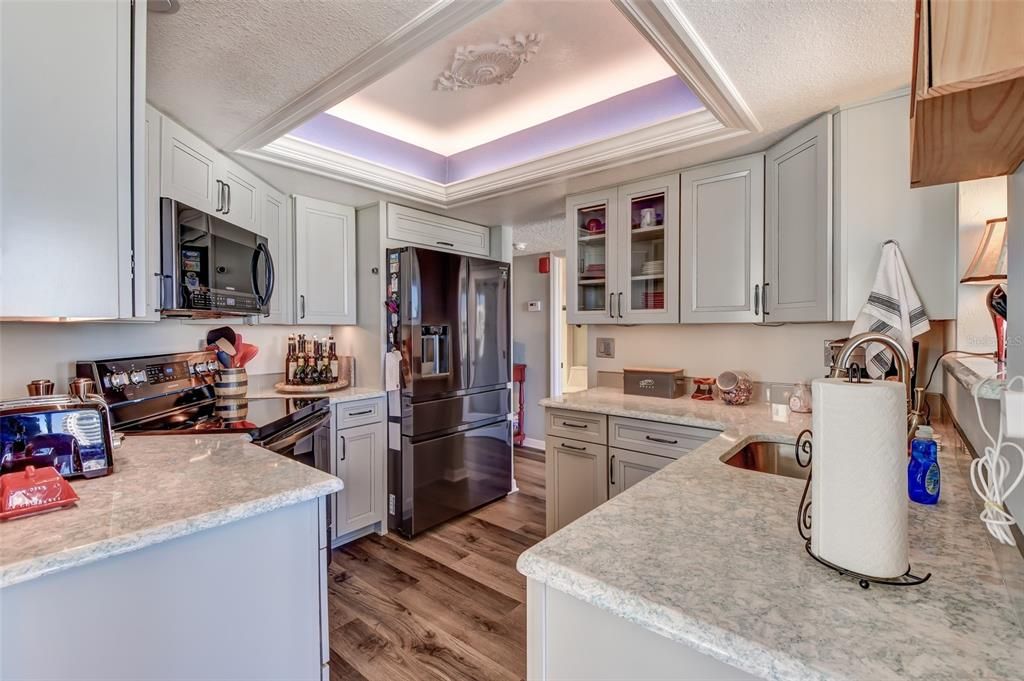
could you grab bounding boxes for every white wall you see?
[956,177,1007,352]
[512,255,551,444]
[1006,164,1024,523]
[0,321,329,399]
[586,322,948,391]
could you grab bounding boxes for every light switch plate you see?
[596,337,615,358]
[527,300,543,312]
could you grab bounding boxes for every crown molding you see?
[226,0,502,152]
[244,109,745,208]
[613,0,761,133]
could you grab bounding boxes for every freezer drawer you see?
[390,418,512,537]
[402,388,511,439]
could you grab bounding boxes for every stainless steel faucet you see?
[828,332,924,443]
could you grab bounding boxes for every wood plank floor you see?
[328,451,545,681]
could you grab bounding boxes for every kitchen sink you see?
[722,440,809,480]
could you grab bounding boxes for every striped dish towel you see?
[850,241,930,379]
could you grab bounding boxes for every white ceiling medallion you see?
[435,32,543,91]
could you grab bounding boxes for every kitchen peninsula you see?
[0,434,342,679]
[519,388,1024,681]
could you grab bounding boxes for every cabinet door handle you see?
[609,454,616,485]
[753,284,760,316]
[609,292,615,318]
[646,435,678,445]
[436,241,454,248]
[215,180,224,212]
[561,442,587,452]
[348,409,373,417]
[338,435,346,461]
[224,183,231,215]
[299,294,306,319]
[762,282,769,316]
[561,421,587,429]
[618,292,623,318]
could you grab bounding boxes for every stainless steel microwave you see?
[159,198,274,318]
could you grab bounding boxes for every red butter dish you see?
[0,465,80,521]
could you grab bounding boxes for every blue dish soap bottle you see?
[909,425,940,504]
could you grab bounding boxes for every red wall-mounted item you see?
[538,256,550,274]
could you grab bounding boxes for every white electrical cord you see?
[970,374,1024,545]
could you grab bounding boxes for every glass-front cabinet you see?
[566,175,680,325]
[567,188,618,323]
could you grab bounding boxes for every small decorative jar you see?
[717,370,752,406]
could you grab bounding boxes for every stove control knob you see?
[109,371,129,388]
[193,363,208,375]
[206,360,219,373]
[129,370,147,385]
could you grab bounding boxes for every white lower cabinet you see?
[333,399,386,543]
[546,436,608,535]
[609,448,673,498]
[545,408,718,532]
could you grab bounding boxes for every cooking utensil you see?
[214,337,236,356]
[234,342,258,368]
[205,326,237,349]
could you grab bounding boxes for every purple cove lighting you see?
[446,77,703,181]
[289,114,448,183]
[287,77,702,184]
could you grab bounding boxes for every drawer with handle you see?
[545,408,607,445]
[609,416,718,459]
[335,399,383,430]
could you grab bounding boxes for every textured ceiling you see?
[146,0,917,243]
[326,0,675,155]
[147,0,435,148]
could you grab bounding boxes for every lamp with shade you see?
[961,217,1008,366]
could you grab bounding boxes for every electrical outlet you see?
[596,337,615,358]
[1003,387,1024,439]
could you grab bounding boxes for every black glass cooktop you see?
[120,397,328,438]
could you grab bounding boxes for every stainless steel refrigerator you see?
[385,247,513,537]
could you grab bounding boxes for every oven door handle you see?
[257,410,331,453]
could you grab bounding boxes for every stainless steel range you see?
[76,350,333,533]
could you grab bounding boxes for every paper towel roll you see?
[810,377,908,578]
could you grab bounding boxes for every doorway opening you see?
[550,253,588,398]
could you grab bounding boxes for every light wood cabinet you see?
[567,175,680,324]
[609,448,673,498]
[911,0,1024,187]
[834,93,957,321]
[294,195,357,325]
[335,422,385,537]
[1,0,144,320]
[764,115,833,322]
[680,154,765,323]
[386,203,491,257]
[546,436,608,535]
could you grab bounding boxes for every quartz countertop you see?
[244,373,386,403]
[520,387,1024,681]
[0,435,342,589]
[942,356,1005,400]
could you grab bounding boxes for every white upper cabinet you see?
[1,0,144,319]
[680,154,765,323]
[765,115,833,322]
[221,161,260,233]
[833,93,957,321]
[261,187,291,324]
[294,196,357,325]
[567,188,619,324]
[616,174,680,324]
[386,204,491,257]
[161,116,220,215]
